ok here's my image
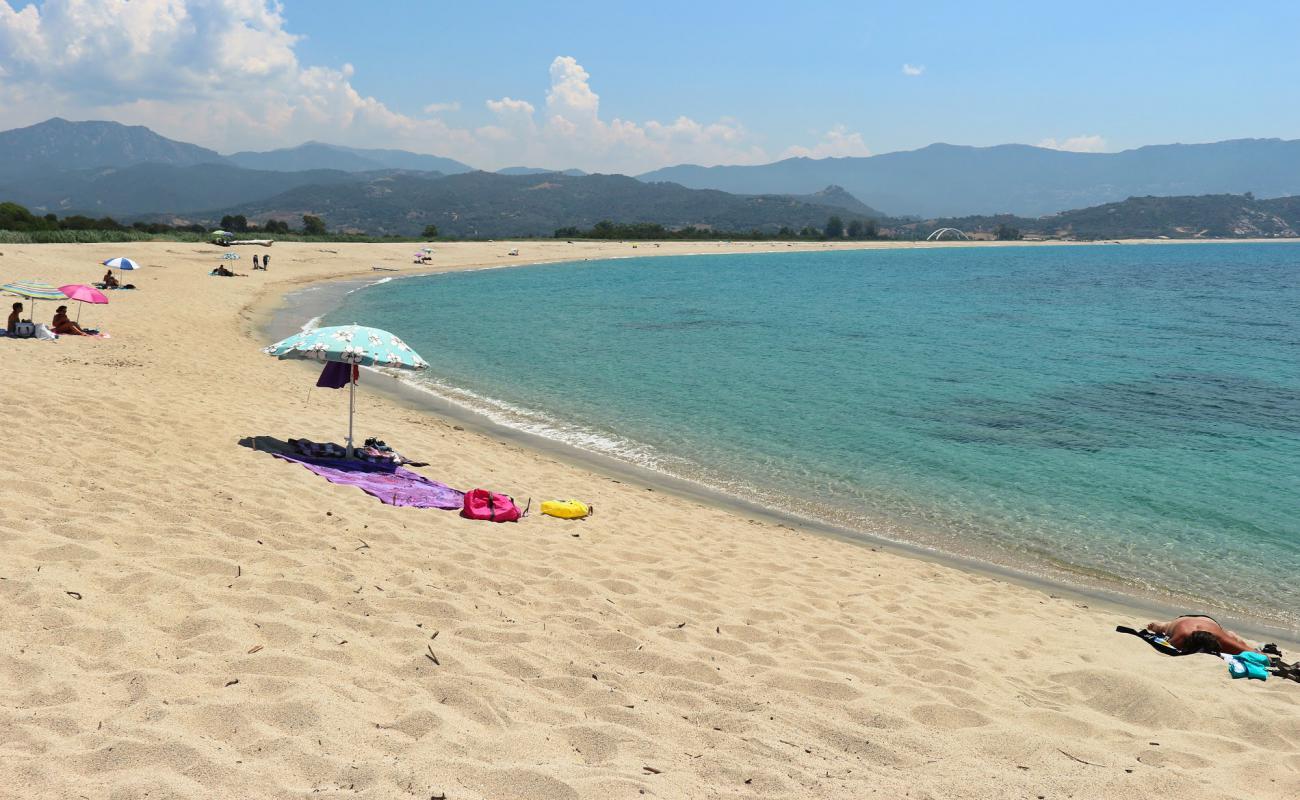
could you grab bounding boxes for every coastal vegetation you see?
[553,216,882,241]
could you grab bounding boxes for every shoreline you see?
[255,242,1300,645]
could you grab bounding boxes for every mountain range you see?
[639,139,1300,217]
[225,142,473,174]
[219,172,872,237]
[2,117,1300,236]
[0,117,224,176]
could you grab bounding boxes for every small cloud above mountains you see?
[781,125,872,159]
[1037,135,1107,153]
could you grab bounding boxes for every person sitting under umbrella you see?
[52,305,89,336]
[7,301,22,334]
[103,269,120,289]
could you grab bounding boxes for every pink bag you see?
[460,488,528,522]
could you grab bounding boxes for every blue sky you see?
[2,1,1298,170]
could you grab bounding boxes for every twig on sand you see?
[66,591,82,600]
[425,645,440,665]
[642,766,662,774]
[224,678,239,687]
[1057,748,1105,767]
[247,645,263,654]
[355,539,371,551]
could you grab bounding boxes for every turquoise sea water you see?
[324,244,1300,625]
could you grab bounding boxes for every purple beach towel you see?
[273,453,464,509]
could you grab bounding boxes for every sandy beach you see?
[1,239,1297,800]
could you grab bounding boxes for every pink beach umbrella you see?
[59,284,108,325]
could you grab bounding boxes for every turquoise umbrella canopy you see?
[263,324,429,370]
[263,324,428,456]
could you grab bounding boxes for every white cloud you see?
[486,96,536,117]
[0,1,855,173]
[902,63,925,76]
[780,125,872,159]
[476,55,768,173]
[1037,134,1107,153]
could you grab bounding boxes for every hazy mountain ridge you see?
[639,139,1300,217]
[496,167,588,176]
[0,163,403,217]
[215,172,869,237]
[0,118,227,176]
[227,142,472,174]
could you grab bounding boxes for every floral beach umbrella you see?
[263,324,429,456]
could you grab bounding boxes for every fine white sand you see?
[1,239,1297,799]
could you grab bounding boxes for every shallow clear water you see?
[325,244,1300,624]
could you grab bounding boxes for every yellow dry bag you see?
[540,499,592,519]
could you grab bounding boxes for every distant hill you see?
[896,193,1300,239]
[0,118,226,176]
[226,141,472,174]
[0,163,378,217]
[639,139,1300,218]
[214,172,864,237]
[496,166,588,176]
[782,185,882,217]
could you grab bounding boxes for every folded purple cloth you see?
[316,361,353,389]
[273,453,463,509]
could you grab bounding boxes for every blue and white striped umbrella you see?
[102,257,140,271]
[263,324,428,455]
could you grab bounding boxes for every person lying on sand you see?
[214,265,245,277]
[52,306,89,336]
[103,269,119,288]
[7,301,21,334]
[1147,614,1255,655]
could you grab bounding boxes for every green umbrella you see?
[263,324,429,456]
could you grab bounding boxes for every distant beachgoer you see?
[103,269,119,288]
[1146,614,1255,655]
[214,265,245,277]
[253,254,261,270]
[51,305,88,336]
[7,301,22,334]
[262,254,270,270]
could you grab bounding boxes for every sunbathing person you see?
[52,305,89,336]
[1146,614,1255,655]
[214,265,245,277]
[103,269,120,288]
[7,301,21,334]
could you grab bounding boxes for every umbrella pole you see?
[347,372,356,458]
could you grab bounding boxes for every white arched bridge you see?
[925,228,969,241]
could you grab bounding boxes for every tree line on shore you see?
[554,216,891,241]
